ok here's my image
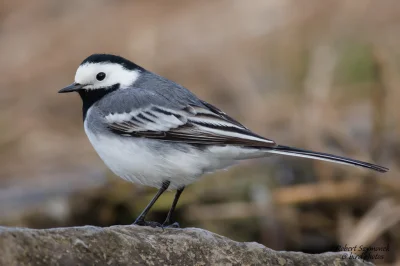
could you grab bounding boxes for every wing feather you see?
[105,103,276,147]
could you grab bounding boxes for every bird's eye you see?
[96,72,106,81]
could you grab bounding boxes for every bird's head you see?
[59,54,142,93]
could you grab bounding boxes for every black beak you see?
[58,83,85,93]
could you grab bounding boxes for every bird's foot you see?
[133,219,162,228]
[162,221,180,229]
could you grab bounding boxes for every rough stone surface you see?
[0,225,373,266]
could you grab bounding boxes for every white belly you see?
[83,109,268,189]
[84,127,240,189]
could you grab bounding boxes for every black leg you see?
[133,181,170,227]
[162,186,185,228]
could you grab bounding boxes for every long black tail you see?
[264,145,388,173]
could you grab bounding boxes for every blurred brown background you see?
[1,0,399,264]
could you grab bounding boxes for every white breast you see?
[83,120,239,189]
[83,108,270,189]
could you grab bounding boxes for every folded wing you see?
[105,102,276,147]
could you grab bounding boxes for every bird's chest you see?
[83,119,219,188]
[84,123,159,181]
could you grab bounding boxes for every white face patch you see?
[75,62,140,90]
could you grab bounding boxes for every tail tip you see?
[375,165,389,173]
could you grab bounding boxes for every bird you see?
[59,54,388,228]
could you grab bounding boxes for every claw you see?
[162,221,180,229]
[133,219,162,228]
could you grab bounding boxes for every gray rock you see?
[0,225,373,266]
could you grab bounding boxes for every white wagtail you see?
[59,54,388,228]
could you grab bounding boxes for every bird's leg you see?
[162,186,185,228]
[133,181,170,227]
